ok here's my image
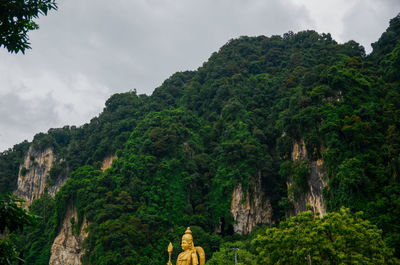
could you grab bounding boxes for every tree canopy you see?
[0,0,57,53]
[252,208,399,265]
[0,193,38,265]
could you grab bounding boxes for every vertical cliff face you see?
[288,139,328,216]
[230,173,272,234]
[49,205,89,265]
[14,146,65,205]
[101,154,117,171]
[48,154,115,264]
[16,150,114,263]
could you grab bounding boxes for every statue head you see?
[181,227,194,251]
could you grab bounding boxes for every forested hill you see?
[1,14,400,264]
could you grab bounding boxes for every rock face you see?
[101,154,117,171]
[230,173,272,234]
[15,148,113,264]
[14,146,65,205]
[288,139,328,216]
[49,205,89,265]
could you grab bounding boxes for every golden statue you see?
[167,227,205,265]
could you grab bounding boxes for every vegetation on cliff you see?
[0,14,400,265]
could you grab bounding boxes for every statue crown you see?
[185,227,192,235]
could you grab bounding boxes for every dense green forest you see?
[1,14,400,265]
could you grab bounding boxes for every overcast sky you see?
[0,0,399,152]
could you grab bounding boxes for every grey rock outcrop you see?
[288,139,328,216]
[230,173,272,234]
[14,146,66,206]
[49,154,116,265]
[49,205,89,265]
[101,154,117,171]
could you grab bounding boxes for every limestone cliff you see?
[49,205,89,265]
[288,139,328,216]
[48,154,114,265]
[101,154,117,171]
[230,173,272,234]
[14,146,66,205]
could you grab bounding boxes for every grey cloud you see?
[0,63,110,151]
[0,91,59,150]
[25,0,314,93]
[341,0,400,53]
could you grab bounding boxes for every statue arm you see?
[191,246,199,265]
[195,246,205,265]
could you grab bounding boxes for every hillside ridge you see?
[1,14,400,264]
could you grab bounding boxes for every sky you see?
[0,0,399,152]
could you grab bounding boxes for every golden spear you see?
[167,242,173,265]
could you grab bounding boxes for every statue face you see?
[181,236,192,250]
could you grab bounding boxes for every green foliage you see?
[292,161,311,198]
[279,160,310,201]
[0,0,57,53]
[4,14,400,263]
[371,14,400,62]
[47,160,66,185]
[20,167,28,177]
[78,110,217,263]
[0,141,30,193]
[0,193,37,234]
[0,236,19,265]
[207,241,256,265]
[16,192,57,264]
[0,193,39,264]
[252,208,400,265]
